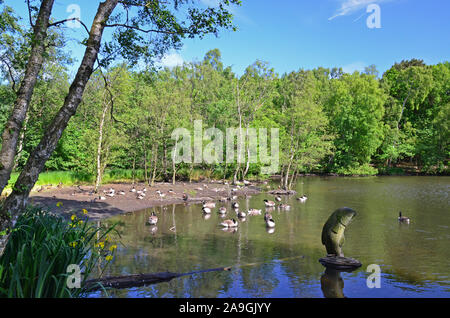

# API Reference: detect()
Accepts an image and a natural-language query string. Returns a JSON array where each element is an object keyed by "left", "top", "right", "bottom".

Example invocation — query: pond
[{"left": 88, "top": 176, "right": 450, "bottom": 298}]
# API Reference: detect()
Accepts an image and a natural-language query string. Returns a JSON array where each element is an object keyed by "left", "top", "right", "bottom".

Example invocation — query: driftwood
[
  {"left": 84, "top": 266, "right": 231, "bottom": 291},
  {"left": 267, "top": 189, "right": 297, "bottom": 195}
]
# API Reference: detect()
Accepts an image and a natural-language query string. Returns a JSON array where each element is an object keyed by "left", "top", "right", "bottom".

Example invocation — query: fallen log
[{"left": 84, "top": 266, "right": 231, "bottom": 291}]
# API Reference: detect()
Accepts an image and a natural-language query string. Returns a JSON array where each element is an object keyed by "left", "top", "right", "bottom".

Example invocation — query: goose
[
  {"left": 231, "top": 202, "right": 239, "bottom": 209},
  {"left": 99, "top": 196, "right": 106, "bottom": 200},
  {"left": 264, "top": 199, "right": 276, "bottom": 207},
  {"left": 275, "top": 196, "right": 282, "bottom": 202},
  {"left": 218, "top": 207, "right": 227, "bottom": 214},
  {"left": 218, "top": 197, "right": 228, "bottom": 202},
  {"left": 398, "top": 211, "right": 410, "bottom": 223},
  {"left": 168, "top": 189, "right": 175, "bottom": 194},
  {"left": 130, "top": 187, "right": 136, "bottom": 193},
  {"left": 236, "top": 210, "right": 246, "bottom": 218},
  {"left": 221, "top": 219, "right": 238, "bottom": 228},
  {"left": 264, "top": 212, "right": 272, "bottom": 221},
  {"left": 118, "top": 191, "right": 125, "bottom": 195},
  {"left": 137, "top": 194, "right": 145, "bottom": 200},
  {"left": 202, "top": 207, "right": 212, "bottom": 214},
  {"left": 148, "top": 212, "right": 158, "bottom": 225},
  {"left": 202, "top": 201, "right": 216, "bottom": 209},
  {"left": 265, "top": 217, "right": 275, "bottom": 228},
  {"left": 106, "top": 192, "right": 115, "bottom": 197},
  {"left": 297, "top": 195, "right": 307, "bottom": 202},
  {"left": 248, "top": 209, "right": 262, "bottom": 216},
  {"left": 279, "top": 204, "right": 290, "bottom": 210}
]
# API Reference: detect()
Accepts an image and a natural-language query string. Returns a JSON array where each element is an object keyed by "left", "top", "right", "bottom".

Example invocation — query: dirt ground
[{"left": 28, "top": 181, "right": 266, "bottom": 220}]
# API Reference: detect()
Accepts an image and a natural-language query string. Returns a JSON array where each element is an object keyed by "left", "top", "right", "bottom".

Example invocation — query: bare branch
[{"left": 48, "top": 18, "right": 90, "bottom": 35}]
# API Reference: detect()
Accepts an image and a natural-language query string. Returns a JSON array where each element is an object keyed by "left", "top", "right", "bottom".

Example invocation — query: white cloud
[
  {"left": 158, "top": 51, "right": 184, "bottom": 68},
  {"left": 342, "top": 61, "right": 367, "bottom": 73},
  {"left": 328, "top": 0, "right": 390, "bottom": 20}
]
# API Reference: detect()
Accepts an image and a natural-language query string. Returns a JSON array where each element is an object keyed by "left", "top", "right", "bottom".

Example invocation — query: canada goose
[
  {"left": 264, "top": 212, "right": 272, "bottom": 221},
  {"left": 265, "top": 217, "right": 275, "bottom": 228},
  {"left": 236, "top": 210, "right": 246, "bottom": 218},
  {"left": 130, "top": 187, "right": 136, "bottom": 193},
  {"left": 148, "top": 212, "right": 158, "bottom": 225},
  {"left": 297, "top": 195, "right": 307, "bottom": 202},
  {"left": 248, "top": 209, "right": 262, "bottom": 216},
  {"left": 398, "top": 211, "right": 410, "bottom": 223},
  {"left": 137, "top": 195, "right": 145, "bottom": 200},
  {"left": 202, "top": 201, "right": 216, "bottom": 209},
  {"left": 142, "top": 187, "right": 147, "bottom": 192},
  {"left": 221, "top": 219, "right": 238, "bottom": 228},
  {"left": 264, "top": 199, "right": 276, "bottom": 207},
  {"left": 118, "top": 191, "right": 125, "bottom": 195},
  {"left": 106, "top": 192, "right": 115, "bottom": 197},
  {"left": 232, "top": 202, "right": 239, "bottom": 209},
  {"left": 168, "top": 189, "right": 175, "bottom": 194},
  {"left": 219, "top": 197, "right": 228, "bottom": 202},
  {"left": 275, "top": 196, "right": 282, "bottom": 202},
  {"left": 218, "top": 207, "right": 227, "bottom": 214},
  {"left": 99, "top": 196, "right": 106, "bottom": 200},
  {"left": 279, "top": 204, "right": 290, "bottom": 210},
  {"left": 202, "top": 207, "right": 212, "bottom": 214}
]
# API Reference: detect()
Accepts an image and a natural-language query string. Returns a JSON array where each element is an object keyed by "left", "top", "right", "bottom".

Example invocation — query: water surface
[{"left": 90, "top": 176, "right": 450, "bottom": 298}]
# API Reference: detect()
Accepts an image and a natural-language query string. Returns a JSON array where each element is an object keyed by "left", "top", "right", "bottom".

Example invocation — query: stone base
[{"left": 319, "top": 256, "right": 362, "bottom": 271}]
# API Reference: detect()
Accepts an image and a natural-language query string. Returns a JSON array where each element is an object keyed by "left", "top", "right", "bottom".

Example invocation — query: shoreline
[{"left": 28, "top": 181, "right": 265, "bottom": 221}]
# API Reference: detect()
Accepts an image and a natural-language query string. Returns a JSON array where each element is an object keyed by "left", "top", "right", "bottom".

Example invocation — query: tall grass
[{"left": 0, "top": 206, "right": 117, "bottom": 297}]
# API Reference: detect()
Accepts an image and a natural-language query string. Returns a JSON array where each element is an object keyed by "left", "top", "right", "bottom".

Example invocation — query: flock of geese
[
  {"left": 95, "top": 184, "right": 411, "bottom": 229},
  {"left": 145, "top": 192, "right": 310, "bottom": 231}
]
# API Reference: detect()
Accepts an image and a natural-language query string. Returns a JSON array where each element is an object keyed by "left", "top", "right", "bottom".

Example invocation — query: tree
[{"left": 0, "top": 0, "right": 241, "bottom": 250}]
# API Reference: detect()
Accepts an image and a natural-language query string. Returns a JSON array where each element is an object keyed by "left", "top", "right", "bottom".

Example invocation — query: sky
[{"left": 5, "top": 0, "right": 450, "bottom": 77}]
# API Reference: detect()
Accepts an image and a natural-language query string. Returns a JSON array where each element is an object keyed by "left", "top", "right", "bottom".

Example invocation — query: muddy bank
[{"left": 28, "top": 181, "right": 265, "bottom": 220}]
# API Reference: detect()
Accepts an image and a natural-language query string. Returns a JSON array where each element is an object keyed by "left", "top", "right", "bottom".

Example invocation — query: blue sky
[{"left": 6, "top": 0, "right": 450, "bottom": 77}]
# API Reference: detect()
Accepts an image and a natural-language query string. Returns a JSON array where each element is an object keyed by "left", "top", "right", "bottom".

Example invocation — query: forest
[{"left": 1, "top": 47, "right": 448, "bottom": 190}]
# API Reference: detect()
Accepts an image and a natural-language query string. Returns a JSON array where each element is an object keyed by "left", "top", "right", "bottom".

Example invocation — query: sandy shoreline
[{"left": 28, "top": 181, "right": 266, "bottom": 220}]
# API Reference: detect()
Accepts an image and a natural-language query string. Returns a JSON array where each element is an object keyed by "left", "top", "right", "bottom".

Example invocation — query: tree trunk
[
  {"left": 94, "top": 98, "right": 110, "bottom": 193},
  {"left": 233, "top": 81, "right": 242, "bottom": 185},
  {"left": 151, "top": 144, "right": 159, "bottom": 187},
  {"left": 12, "top": 112, "right": 30, "bottom": 171},
  {"left": 0, "top": 0, "right": 55, "bottom": 195},
  {"left": 0, "top": 0, "right": 119, "bottom": 250}
]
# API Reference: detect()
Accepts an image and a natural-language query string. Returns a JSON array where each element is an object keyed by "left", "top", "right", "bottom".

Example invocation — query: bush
[{"left": 0, "top": 206, "right": 117, "bottom": 298}]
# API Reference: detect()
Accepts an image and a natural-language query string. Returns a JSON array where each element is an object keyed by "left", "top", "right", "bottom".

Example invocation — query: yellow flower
[
  {"left": 109, "top": 244, "right": 117, "bottom": 252},
  {"left": 96, "top": 241, "right": 105, "bottom": 249},
  {"left": 82, "top": 209, "right": 88, "bottom": 215},
  {"left": 105, "top": 255, "right": 113, "bottom": 262},
  {"left": 78, "top": 220, "right": 84, "bottom": 225},
  {"left": 56, "top": 202, "right": 63, "bottom": 207},
  {"left": 69, "top": 241, "right": 77, "bottom": 248},
  {"left": 71, "top": 214, "right": 77, "bottom": 221}
]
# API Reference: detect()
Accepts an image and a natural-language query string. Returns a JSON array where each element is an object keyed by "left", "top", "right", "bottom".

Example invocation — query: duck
[
  {"left": 182, "top": 193, "right": 189, "bottom": 201},
  {"left": 398, "top": 211, "right": 410, "bottom": 224},
  {"left": 218, "top": 207, "right": 227, "bottom": 214},
  {"left": 202, "top": 201, "right": 216, "bottom": 209},
  {"left": 231, "top": 202, "right": 239, "bottom": 209},
  {"left": 264, "top": 199, "right": 276, "bottom": 207},
  {"left": 248, "top": 209, "right": 262, "bottom": 216},
  {"left": 275, "top": 196, "right": 282, "bottom": 202},
  {"left": 148, "top": 212, "right": 158, "bottom": 225},
  {"left": 265, "top": 217, "right": 275, "bottom": 228},
  {"left": 279, "top": 204, "right": 290, "bottom": 210},
  {"left": 221, "top": 219, "right": 238, "bottom": 228},
  {"left": 297, "top": 195, "right": 307, "bottom": 202},
  {"left": 202, "top": 207, "right": 212, "bottom": 214}
]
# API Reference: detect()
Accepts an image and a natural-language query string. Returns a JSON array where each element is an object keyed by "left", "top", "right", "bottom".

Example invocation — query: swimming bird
[
  {"left": 279, "top": 204, "right": 290, "bottom": 210},
  {"left": 218, "top": 207, "right": 227, "bottom": 214},
  {"left": 275, "top": 196, "right": 282, "bottom": 202},
  {"left": 202, "top": 207, "right": 212, "bottom": 214},
  {"left": 148, "top": 212, "right": 158, "bottom": 225},
  {"left": 264, "top": 199, "right": 276, "bottom": 207},
  {"left": 297, "top": 195, "right": 307, "bottom": 202},
  {"left": 264, "top": 212, "right": 272, "bottom": 221},
  {"left": 398, "top": 211, "right": 410, "bottom": 224},
  {"left": 221, "top": 219, "right": 238, "bottom": 228},
  {"left": 202, "top": 201, "right": 216, "bottom": 209},
  {"left": 265, "top": 217, "right": 275, "bottom": 228},
  {"left": 248, "top": 209, "right": 262, "bottom": 216},
  {"left": 236, "top": 210, "right": 246, "bottom": 218}
]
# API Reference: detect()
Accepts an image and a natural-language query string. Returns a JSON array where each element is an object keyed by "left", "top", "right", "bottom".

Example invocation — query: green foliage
[{"left": 0, "top": 206, "right": 117, "bottom": 297}]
